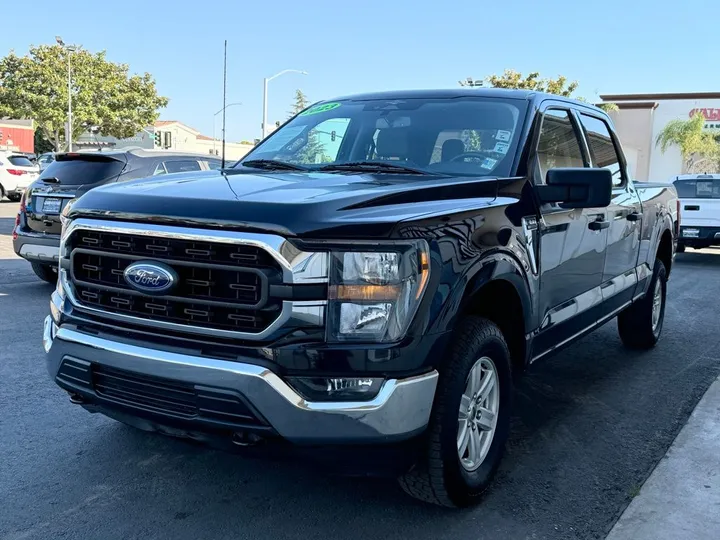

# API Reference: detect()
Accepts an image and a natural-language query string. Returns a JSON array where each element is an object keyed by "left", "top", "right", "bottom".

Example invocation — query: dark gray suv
[{"left": 13, "top": 149, "right": 222, "bottom": 282}]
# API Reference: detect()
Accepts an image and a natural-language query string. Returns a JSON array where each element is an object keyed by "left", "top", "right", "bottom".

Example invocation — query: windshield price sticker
[
  {"left": 481, "top": 157, "right": 498, "bottom": 170},
  {"left": 299, "top": 102, "right": 342, "bottom": 116},
  {"left": 493, "top": 141, "right": 510, "bottom": 154}
]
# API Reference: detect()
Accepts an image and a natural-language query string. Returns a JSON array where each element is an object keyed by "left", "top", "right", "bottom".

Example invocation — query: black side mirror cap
[{"left": 536, "top": 168, "right": 612, "bottom": 208}]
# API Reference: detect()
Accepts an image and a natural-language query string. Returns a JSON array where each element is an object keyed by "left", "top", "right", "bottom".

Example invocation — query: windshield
[
  {"left": 7, "top": 155, "right": 34, "bottom": 167},
  {"left": 237, "top": 96, "right": 526, "bottom": 177}
]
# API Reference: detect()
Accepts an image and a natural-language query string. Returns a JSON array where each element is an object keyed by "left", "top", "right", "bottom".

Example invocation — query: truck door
[
  {"left": 531, "top": 107, "right": 609, "bottom": 359},
  {"left": 576, "top": 113, "right": 641, "bottom": 315}
]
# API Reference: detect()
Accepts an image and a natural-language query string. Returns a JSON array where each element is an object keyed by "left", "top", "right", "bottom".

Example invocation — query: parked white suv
[
  {"left": 673, "top": 174, "right": 720, "bottom": 252},
  {"left": 0, "top": 151, "right": 39, "bottom": 201}
]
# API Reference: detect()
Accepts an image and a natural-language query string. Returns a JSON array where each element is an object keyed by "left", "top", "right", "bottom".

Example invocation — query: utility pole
[{"left": 56, "top": 36, "right": 77, "bottom": 151}]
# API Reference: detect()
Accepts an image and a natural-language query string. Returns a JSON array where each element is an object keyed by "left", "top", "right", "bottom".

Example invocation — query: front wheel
[
  {"left": 617, "top": 259, "right": 667, "bottom": 349},
  {"left": 399, "top": 317, "right": 512, "bottom": 507},
  {"left": 7, "top": 194, "right": 21, "bottom": 202}
]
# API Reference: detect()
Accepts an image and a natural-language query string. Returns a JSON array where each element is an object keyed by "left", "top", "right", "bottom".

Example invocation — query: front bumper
[
  {"left": 13, "top": 228, "right": 60, "bottom": 264},
  {"left": 43, "top": 316, "right": 438, "bottom": 444}
]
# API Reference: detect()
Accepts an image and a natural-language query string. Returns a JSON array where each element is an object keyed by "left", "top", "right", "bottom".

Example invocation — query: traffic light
[{"left": 154, "top": 131, "right": 161, "bottom": 147}]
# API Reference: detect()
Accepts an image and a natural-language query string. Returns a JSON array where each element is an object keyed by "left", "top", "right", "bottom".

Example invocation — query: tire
[
  {"left": 399, "top": 317, "right": 512, "bottom": 507},
  {"left": 8, "top": 194, "right": 21, "bottom": 202},
  {"left": 31, "top": 262, "right": 57, "bottom": 284},
  {"left": 617, "top": 259, "right": 667, "bottom": 349}
]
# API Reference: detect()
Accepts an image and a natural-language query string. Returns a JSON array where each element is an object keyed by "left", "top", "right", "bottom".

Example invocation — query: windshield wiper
[
  {"left": 240, "top": 159, "right": 309, "bottom": 171},
  {"left": 318, "top": 161, "right": 435, "bottom": 175}
]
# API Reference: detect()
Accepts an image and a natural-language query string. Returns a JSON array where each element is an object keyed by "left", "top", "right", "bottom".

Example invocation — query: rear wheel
[
  {"left": 31, "top": 262, "right": 57, "bottom": 284},
  {"left": 617, "top": 259, "right": 667, "bottom": 349},
  {"left": 8, "top": 194, "right": 21, "bottom": 202},
  {"left": 399, "top": 317, "right": 512, "bottom": 507}
]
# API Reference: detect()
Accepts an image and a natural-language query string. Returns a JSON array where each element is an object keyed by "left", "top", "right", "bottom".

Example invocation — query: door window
[
  {"left": 579, "top": 114, "right": 624, "bottom": 187},
  {"left": 153, "top": 163, "right": 167, "bottom": 175},
  {"left": 536, "top": 110, "right": 585, "bottom": 179}
]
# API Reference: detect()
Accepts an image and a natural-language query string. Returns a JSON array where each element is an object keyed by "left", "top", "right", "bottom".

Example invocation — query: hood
[{"left": 68, "top": 169, "right": 506, "bottom": 237}]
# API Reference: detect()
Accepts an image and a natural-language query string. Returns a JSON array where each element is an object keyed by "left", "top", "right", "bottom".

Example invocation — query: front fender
[{"left": 430, "top": 249, "right": 534, "bottom": 336}]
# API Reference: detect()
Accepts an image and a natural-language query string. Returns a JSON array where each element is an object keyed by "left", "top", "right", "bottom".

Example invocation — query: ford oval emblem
[{"left": 123, "top": 261, "right": 177, "bottom": 295}]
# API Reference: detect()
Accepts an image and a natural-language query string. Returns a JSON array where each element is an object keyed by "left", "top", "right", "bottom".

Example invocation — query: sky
[{"left": 2, "top": 0, "right": 718, "bottom": 143}]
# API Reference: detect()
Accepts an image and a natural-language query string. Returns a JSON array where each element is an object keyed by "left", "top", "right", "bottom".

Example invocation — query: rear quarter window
[{"left": 39, "top": 158, "right": 126, "bottom": 185}]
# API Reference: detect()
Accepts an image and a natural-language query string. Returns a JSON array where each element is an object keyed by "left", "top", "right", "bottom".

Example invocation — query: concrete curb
[{"left": 606, "top": 376, "right": 720, "bottom": 539}]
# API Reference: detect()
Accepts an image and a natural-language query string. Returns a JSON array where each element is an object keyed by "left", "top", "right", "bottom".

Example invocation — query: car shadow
[{"left": 675, "top": 247, "right": 720, "bottom": 267}]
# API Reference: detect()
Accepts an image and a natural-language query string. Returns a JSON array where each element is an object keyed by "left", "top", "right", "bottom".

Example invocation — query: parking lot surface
[{"left": 2, "top": 199, "right": 720, "bottom": 540}]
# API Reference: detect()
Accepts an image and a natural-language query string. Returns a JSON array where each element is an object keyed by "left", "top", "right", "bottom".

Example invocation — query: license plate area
[
  {"left": 683, "top": 228, "right": 700, "bottom": 238},
  {"left": 42, "top": 198, "right": 62, "bottom": 214}
]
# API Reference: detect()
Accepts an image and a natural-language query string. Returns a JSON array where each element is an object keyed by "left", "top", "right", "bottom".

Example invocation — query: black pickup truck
[{"left": 44, "top": 89, "right": 678, "bottom": 507}]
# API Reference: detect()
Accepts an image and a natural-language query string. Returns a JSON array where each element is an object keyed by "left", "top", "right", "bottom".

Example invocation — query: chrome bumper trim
[{"left": 44, "top": 322, "right": 438, "bottom": 443}]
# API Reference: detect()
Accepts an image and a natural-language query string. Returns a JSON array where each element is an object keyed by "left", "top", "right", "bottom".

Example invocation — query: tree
[
  {"left": 484, "top": 69, "right": 579, "bottom": 96},
  {"left": 656, "top": 112, "right": 720, "bottom": 173},
  {"left": 0, "top": 45, "right": 168, "bottom": 151},
  {"left": 34, "top": 129, "right": 54, "bottom": 154},
  {"left": 288, "top": 89, "right": 310, "bottom": 118},
  {"left": 286, "top": 89, "right": 329, "bottom": 164},
  {"left": 460, "top": 69, "right": 619, "bottom": 111}
]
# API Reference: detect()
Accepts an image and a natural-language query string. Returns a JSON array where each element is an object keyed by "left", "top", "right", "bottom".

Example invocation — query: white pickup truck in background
[{"left": 673, "top": 174, "right": 720, "bottom": 252}]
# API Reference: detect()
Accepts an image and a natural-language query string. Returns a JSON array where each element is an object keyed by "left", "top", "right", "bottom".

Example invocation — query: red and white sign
[{"left": 689, "top": 108, "right": 720, "bottom": 121}]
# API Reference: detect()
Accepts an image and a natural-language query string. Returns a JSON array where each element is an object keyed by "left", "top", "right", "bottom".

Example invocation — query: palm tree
[{"left": 656, "top": 112, "right": 720, "bottom": 173}]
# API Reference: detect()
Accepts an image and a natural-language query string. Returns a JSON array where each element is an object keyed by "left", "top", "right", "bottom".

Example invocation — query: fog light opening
[
  {"left": 68, "top": 392, "right": 84, "bottom": 404},
  {"left": 232, "top": 431, "right": 263, "bottom": 447},
  {"left": 287, "top": 376, "right": 385, "bottom": 402}
]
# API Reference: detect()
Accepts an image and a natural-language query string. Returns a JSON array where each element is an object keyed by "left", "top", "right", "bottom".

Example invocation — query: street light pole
[
  {"left": 261, "top": 69, "right": 307, "bottom": 139},
  {"left": 213, "top": 102, "right": 242, "bottom": 155},
  {"left": 56, "top": 36, "right": 76, "bottom": 152}
]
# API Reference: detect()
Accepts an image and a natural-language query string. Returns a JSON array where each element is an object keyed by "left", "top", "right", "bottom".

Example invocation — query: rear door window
[
  {"left": 674, "top": 178, "right": 720, "bottom": 198},
  {"left": 7, "top": 155, "right": 34, "bottom": 167},
  {"left": 38, "top": 157, "right": 126, "bottom": 185},
  {"left": 579, "top": 114, "right": 624, "bottom": 187},
  {"left": 164, "top": 160, "right": 202, "bottom": 173}
]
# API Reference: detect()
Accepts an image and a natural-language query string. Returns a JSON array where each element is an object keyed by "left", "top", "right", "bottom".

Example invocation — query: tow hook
[{"left": 68, "top": 392, "right": 84, "bottom": 404}]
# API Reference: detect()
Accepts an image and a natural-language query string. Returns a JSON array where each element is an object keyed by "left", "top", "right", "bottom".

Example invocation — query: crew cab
[
  {"left": 673, "top": 173, "right": 720, "bottom": 251},
  {"left": 44, "top": 89, "right": 678, "bottom": 507}
]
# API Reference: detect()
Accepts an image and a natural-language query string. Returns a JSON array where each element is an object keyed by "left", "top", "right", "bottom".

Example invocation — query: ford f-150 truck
[{"left": 44, "top": 89, "right": 678, "bottom": 507}]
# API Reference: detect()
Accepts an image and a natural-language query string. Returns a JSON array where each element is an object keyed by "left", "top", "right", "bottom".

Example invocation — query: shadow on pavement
[{"left": 0, "top": 217, "right": 17, "bottom": 237}]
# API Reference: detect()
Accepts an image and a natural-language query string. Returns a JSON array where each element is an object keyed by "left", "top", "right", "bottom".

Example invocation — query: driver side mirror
[{"left": 536, "top": 168, "right": 612, "bottom": 208}]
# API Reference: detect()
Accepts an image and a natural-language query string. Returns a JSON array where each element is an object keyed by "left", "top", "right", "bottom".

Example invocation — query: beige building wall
[{"left": 607, "top": 105, "right": 655, "bottom": 181}]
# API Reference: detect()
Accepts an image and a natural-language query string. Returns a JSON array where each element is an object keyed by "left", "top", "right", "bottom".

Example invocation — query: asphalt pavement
[{"left": 2, "top": 199, "right": 720, "bottom": 540}]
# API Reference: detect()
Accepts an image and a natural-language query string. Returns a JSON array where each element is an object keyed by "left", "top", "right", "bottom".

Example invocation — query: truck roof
[{"left": 326, "top": 88, "right": 598, "bottom": 109}]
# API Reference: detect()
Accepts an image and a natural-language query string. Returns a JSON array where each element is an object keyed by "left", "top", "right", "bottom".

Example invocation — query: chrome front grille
[{"left": 60, "top": 220, "right": 329, "bottom": 340}]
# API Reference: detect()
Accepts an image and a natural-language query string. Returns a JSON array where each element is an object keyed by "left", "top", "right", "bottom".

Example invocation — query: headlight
[
  {"left": 60, "top": 198, "right": 77, "bottom": 230},
  {"left": 326, "top": 241, "right": 430, "bottom": 343}
]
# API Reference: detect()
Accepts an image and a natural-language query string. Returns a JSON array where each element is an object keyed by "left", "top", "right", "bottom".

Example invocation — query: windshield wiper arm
[
  {"left": 241, "top": 159, "right": 309, "bottom": 171},
  {"left": 318, "top": 161, "right": 435, "bottom": 175}
]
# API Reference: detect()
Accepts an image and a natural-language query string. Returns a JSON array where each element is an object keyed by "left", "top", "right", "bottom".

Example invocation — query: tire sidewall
[
  {"left": 651, "top": 262, "right": 667, "bottom": 340},
  {"left": 439, "top": 327, "right": 512, "bottom": 505}
]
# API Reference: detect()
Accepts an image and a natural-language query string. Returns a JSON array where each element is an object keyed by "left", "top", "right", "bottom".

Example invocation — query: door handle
[
  {"left": 588, "top": 219, "right": 610, "bottom": 231},
  {"left": 626, "top": 211, "right": 640, "bottom": 221}
]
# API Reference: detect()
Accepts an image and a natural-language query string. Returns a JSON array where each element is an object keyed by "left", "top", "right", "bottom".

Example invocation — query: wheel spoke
[
  {"left": 477, "top": 408, "right": 495, "bottom": 431},
  {"left": 477, "top": 370, "right": 495, "bottom": 402},
  {"left": 468, "top": 429, "right": 480, "bottom": 463},
  {"left": 460, "top": 394, "right": 472, "bottom": 411},
  {"left": 469, "top": 364, "right": 482, "bottom": 395},
  {"left": 457, "top": 422, "right": 470, "bottom": 455}
]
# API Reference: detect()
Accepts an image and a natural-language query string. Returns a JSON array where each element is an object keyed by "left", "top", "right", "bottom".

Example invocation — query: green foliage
[
  {"left": 0, "top": 45, "right": 168, "bottom": 151},
  {"left": 656, "top": 112, "right": 720, "bottom": 170},
  {"left": 289, "top": 89, "right": 310, "bottom": 118},
  {"left": 34, "top": 129, "right": 54, "bottom": 154},
  {"left": 484, "top": 70, "right": 578, "bottom": 97},
  {"left": 598, "top": 102, "right": 619, "bottom": 112}
]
